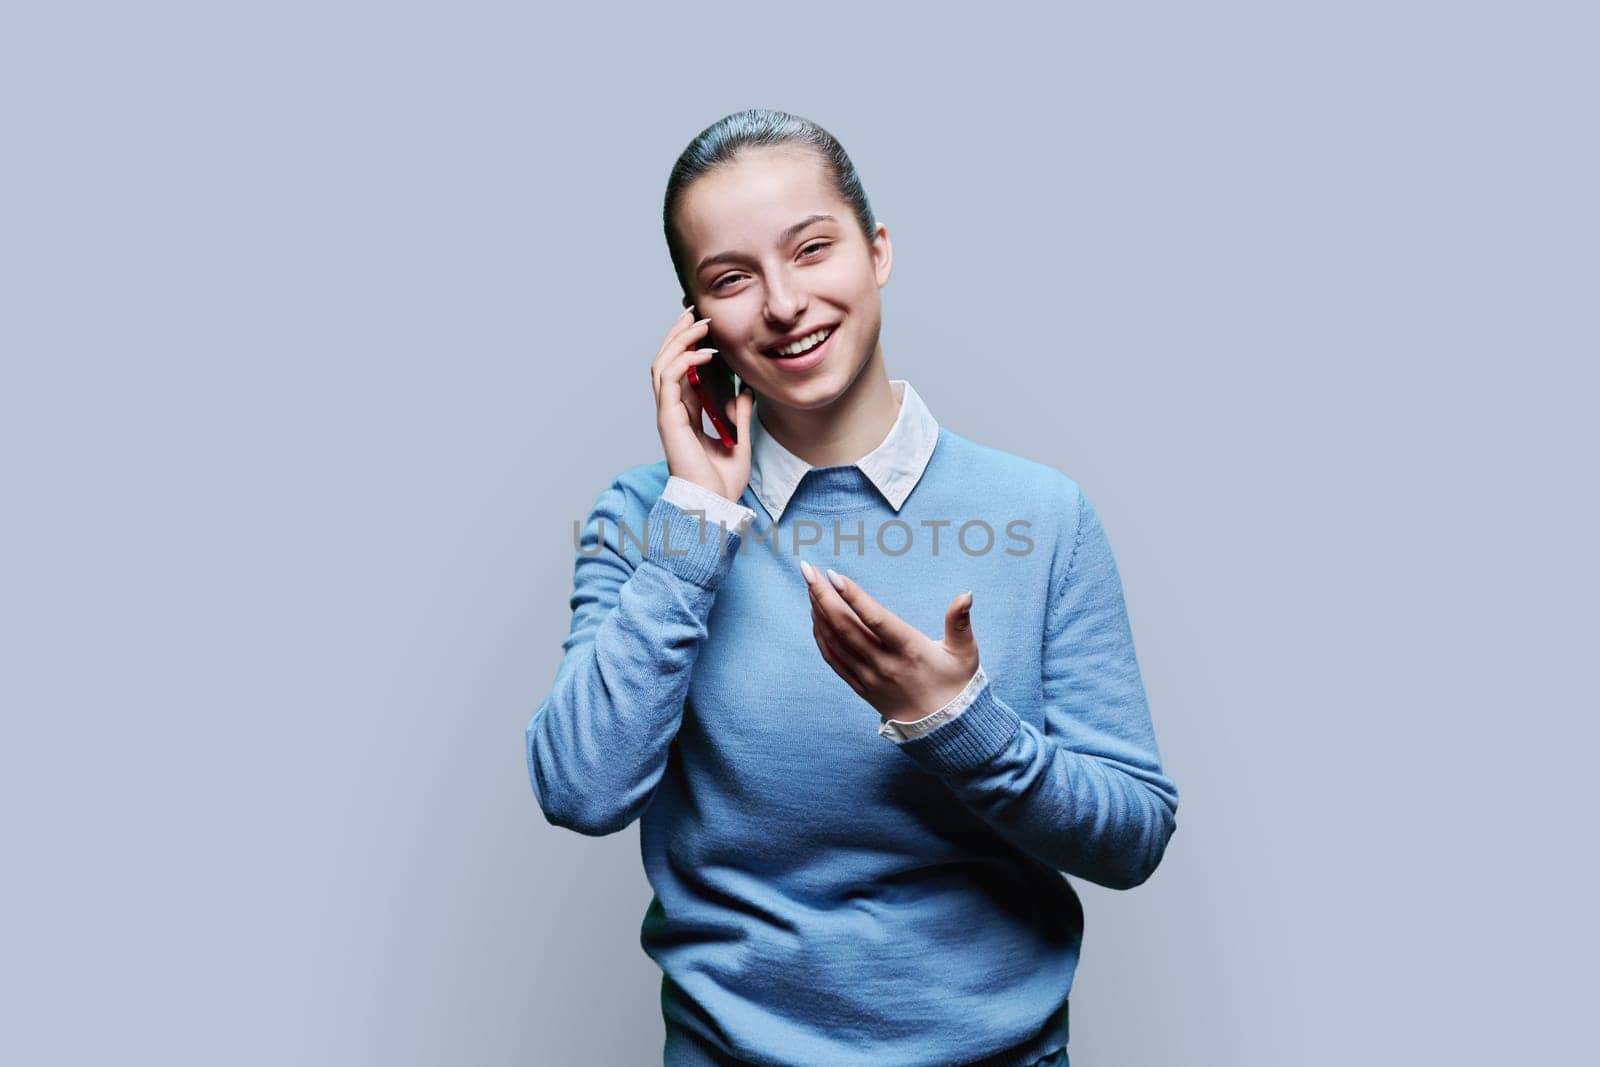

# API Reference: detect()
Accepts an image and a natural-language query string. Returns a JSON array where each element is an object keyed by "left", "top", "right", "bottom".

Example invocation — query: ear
[{"left": 871, "top": 223, "right": 893, "bottom": 288}]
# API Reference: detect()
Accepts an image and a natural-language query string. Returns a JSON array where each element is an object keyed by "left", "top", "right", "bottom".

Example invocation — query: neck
[{"left": 753, "top": 344, "right": 900, "bottom": 467}]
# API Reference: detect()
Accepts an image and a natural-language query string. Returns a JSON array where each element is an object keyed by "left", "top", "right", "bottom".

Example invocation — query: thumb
[
  {"left": 730, "top": 390, "right": 754, "bottom": 443},
  {"left": 944, "top": 591, "right": 976, "bottom": 647}
]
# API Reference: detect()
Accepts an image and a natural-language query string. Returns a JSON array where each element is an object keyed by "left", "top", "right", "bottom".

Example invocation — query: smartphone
[{"left": 684, "top": 313, "right": 741, "bottom": 447}]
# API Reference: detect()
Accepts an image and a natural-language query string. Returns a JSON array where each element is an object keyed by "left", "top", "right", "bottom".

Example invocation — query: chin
[{"left": 764, "top": 359, "right": 857, "bottom": 406}]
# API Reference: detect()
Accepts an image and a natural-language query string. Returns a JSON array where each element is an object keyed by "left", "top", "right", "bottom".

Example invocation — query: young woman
[{"left": 526, "top": 109, "right": 1179, "bottom": 1067}]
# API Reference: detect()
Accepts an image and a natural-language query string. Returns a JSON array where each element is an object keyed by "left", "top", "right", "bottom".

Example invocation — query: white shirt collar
[{"left": 747, "top": 378, "right": 940, "bottom": 523}]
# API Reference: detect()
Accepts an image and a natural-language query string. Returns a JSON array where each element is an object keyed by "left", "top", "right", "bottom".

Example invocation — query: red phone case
[{"left": 687, "top": 364, "right": 738, "bottom": 449}]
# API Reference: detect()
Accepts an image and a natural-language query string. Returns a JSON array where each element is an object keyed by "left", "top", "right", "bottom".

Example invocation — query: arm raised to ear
[{"left": 525, "top": 476, "right": 753, "bottom": 837}]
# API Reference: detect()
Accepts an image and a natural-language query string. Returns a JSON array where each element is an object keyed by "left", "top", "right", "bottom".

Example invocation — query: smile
[{"left": 763, "top": 325, "right": 837, "bottom": 371}]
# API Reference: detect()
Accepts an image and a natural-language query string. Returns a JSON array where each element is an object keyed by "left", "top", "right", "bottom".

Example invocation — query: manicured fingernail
[
  {"left": 827, "top": 568, "right": 846, "bottom": 591},
  {"left": 799, "top": 559, "right": 815, "bottom": 582},
  {"left": 695, "top": 317, "right": 711, "bottom": 325}
]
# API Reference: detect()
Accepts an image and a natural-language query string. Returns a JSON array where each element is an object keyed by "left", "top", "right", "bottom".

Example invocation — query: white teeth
[{"left": 773, "top": 327, "right": 833, "bottom": 357}]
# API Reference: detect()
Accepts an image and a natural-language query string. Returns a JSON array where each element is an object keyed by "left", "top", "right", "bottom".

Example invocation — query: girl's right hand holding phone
[{"left": 651, "top": 307, "right": 754, "bottom": 504}]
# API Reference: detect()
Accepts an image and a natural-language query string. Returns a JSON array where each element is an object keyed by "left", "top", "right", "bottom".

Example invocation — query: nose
[{"left": 762, "top": 266, "right": 808, "bottom": 325}]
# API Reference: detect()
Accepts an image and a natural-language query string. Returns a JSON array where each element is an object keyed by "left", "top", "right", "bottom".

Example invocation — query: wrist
[
  {"left": 882, "top": 664, "right": 988, "bottom": 726},
  {"left": 662, "top": 475, "right": 756, "bottom": 534}
]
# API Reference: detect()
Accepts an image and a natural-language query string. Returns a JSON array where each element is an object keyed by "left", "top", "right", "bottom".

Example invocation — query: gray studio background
[{"left": 5, "top": 2, "right": 1594, "bottom": 1065}]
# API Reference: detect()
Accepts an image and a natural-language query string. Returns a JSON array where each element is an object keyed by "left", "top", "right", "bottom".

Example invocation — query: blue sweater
[{"left": 526, "top": 415, "right": 1179, "bottom": 1066}]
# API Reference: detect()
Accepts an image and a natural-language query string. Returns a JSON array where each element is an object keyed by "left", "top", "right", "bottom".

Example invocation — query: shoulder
[
  {"left": 926, "top": 427, "right": 1094, "bottom": 578},
  {"left": 568, "top": 460, "right": 672, "bottom": 567},
  {"left": 931, "top": 425, "right": 1087, "bottom": 520},
  {"left": 574, "top": 459, "right": 670, "bottom": 535},
  {"left": 602, "top": 458, "right": 671, "bottom": 514}
]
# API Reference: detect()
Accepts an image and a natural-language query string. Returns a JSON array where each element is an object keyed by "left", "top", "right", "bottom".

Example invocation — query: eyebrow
[{"left": 695, "top": 213, "right": 839, "bottom": 276}]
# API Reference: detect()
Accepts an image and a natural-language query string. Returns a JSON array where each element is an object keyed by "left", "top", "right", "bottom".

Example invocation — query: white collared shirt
[{"left": 658, "top": 379, "right": 985, "bottom": 744}]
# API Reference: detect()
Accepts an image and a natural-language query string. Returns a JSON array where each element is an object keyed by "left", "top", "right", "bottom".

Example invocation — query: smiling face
[{"left": 674, "top": 146, "right": 892, "bottom": 412}]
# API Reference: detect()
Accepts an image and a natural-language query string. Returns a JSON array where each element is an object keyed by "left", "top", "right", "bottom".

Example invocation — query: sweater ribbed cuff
[
  {"left": 662, "top": 475, "right": 756, "bottom": 536},
  {"left": 644, "top": 493, "right": 742, "bottom": 590},
  {"left": 892, "top": 680, "right": 1021, "bottom": 776}
]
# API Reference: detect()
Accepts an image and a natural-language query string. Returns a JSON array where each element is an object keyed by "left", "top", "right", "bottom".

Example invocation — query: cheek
[
  {"left": 703, "top": 302, "right": 755, "bottom": 342},
  {"left": 825, "top": 261, "right": 881, "bottom": 306}
]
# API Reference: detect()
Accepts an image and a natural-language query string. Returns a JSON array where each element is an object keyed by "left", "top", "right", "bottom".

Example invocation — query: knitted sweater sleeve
[
  {"left": 890, "top": 487, "right": 1180, "bottom": 890},
  {"left": 524, "top": 478, "right": 748, "bottom": 836}
]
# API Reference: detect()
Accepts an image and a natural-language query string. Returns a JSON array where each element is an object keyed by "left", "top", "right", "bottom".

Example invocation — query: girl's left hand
[{"left": 801, "top": 560, "right": 979, "bottom": 724}]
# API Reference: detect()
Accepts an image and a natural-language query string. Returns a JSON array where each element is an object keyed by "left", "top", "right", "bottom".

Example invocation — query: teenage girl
[{"left": 528, "top": 108, "right": 1179, "bottom": 1067}]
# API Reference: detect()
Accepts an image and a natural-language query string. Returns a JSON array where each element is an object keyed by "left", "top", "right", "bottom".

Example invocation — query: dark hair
[{"left": 663, "top": 108, "right": 877, "bottom": 298}]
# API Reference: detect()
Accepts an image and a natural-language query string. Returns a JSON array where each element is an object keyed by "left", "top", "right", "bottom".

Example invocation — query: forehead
[{"left": 677, "top": 148, "right": 847, "bottom": 253}]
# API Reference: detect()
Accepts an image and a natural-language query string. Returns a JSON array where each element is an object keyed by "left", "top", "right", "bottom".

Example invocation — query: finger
[
  {"left": 655, "top": 310, "right": 707, "bottom": 360},
  {"left": 822, "top": 570, "right": 914, "bottom": 652},
  {"left": 944, "top": 592, "right": 975, "bottom": 638},
  {"left": 727, "top": 389, "right": 755, "bottom": 459},
  {"left": 806, "top": 566, "right": 891, "bottom": 663},
  {"left": 653, "top": 330, "right": 698, "bottom": 395},
  {"left": 650, "top": 316, "right": 711, "bottom": 395},
  {"left": 811, "top": 596, "right": 876, "bottom": 677},
  {"left": 805, "top": 562, "right": 881, "bottom": 642},
  {"left": 657, "top": 346, "right": 718, "bottom": 411},
  {"left": 653, "top": 315, "right": 713, "bottom": 370},
  {"left": 680, "top": 382, "right": 705, "bottom": 437},
  {"left": 813, "top": 616, "right": 868, "bottom": 698}
]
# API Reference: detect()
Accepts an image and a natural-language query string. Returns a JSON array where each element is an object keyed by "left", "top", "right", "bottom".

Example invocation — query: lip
[{"left": 762, "top": 324, "right": 837, "bottom": 372}]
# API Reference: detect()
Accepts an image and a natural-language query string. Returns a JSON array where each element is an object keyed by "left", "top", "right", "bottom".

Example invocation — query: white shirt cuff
[
  {"left": 878, "top": 664, "right": 987, "bottom": 743},
  {"left": 661, "top": 475, "right": 757, "bottom": 536}
]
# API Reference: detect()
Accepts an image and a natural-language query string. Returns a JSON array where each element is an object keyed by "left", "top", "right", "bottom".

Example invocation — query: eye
[{"left": 709, "top": 243, "right": 826, "bottom": 291}]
